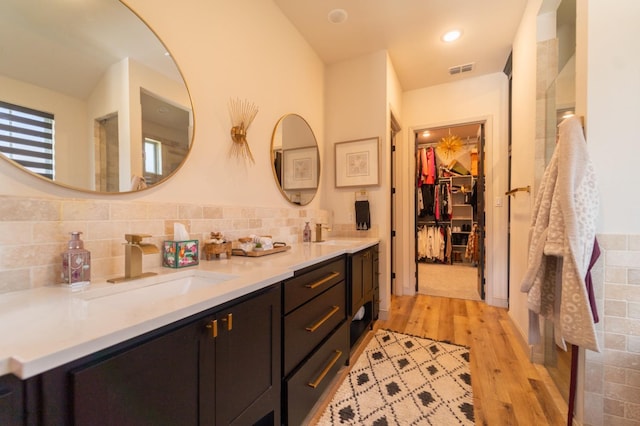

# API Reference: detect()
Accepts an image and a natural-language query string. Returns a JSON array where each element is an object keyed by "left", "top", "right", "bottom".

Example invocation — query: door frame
[
  {"left": 412, "top": 120, "right": 486, "bottom": 298},
  {"left": 395, "top": 114, "right": 509, "bottom": 308}
]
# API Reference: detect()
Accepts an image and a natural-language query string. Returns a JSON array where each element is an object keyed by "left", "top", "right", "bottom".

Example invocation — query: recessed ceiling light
[
  {"left": 442, "top": 30, "right": 462, "bottom": 43},
  {"left": 422, "top": 131, "right": 431, "bottom": 137},
  {"left": 328, "top": 9, "right": 348, "bottom": 24}
]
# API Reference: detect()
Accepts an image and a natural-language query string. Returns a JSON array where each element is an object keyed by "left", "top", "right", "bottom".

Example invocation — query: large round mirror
[
  {"left": 0, "top": 0, "right": 193, "bottom": 193},
  {"left": 271, "top": 114, "right": 320, "bottom": 206}
]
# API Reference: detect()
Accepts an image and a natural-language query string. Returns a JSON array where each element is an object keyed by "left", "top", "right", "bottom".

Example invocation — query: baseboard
[
  {"left": 378, "top": 308, "right": 389, "bottom": 321},
  {"left": 505, "top": 312, "right": 539, "bottom": 363}
]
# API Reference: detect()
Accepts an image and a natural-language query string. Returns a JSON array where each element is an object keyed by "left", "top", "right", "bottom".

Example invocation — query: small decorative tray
[{"left": 231, "top": 242, "right": 290, "bottom": 257}]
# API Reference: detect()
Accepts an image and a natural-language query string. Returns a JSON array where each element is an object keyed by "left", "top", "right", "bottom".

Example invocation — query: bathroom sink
[{"left": 76, "top": 272, "right": 237, "bottom": 301}]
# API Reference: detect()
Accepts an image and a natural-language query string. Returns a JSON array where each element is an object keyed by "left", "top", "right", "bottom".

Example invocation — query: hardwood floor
[{"left": 307, "top": 294, "right": 568, "bottom": 425}]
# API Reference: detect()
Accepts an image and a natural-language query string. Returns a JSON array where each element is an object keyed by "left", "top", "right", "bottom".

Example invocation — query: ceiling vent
[{"left": 448, "top": 63, "right": 475, "bottom": 75}]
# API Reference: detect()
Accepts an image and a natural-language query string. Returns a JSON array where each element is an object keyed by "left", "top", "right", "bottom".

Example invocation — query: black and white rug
[{"left": 317, "top": 330, "right": 474, "bottom": 425}]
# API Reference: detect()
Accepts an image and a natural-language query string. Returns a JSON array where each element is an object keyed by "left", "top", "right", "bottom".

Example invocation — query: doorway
[
  {"left": 414, "top": 121, "right": 485, "bottom": 301},
  {"left": 95, "top": 113, "right": 119, "bottom": 192}
]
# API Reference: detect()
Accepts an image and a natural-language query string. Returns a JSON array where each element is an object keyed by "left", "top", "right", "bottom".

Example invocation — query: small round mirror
[{"left": 270, "top": 114, "right": 320, "bottom": 205}]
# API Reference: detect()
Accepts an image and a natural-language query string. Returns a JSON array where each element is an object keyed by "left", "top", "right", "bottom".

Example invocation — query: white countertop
[{"left": 0, "top": 238, "right": 379, "bottom": 379}]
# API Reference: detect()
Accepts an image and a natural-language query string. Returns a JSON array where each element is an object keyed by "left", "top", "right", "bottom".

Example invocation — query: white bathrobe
[{"left": 520, "top": 116, "right": 600, "bottom": 352}]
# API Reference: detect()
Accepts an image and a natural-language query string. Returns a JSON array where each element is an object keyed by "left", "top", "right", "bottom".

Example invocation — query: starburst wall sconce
[{"left": 228, "top": 98, "right": 258, "bottom": 163}]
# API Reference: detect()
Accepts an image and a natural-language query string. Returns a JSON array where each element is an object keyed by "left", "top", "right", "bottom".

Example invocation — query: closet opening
[{"left": 414, "top": 121, "right": 486, "bottom": 300}]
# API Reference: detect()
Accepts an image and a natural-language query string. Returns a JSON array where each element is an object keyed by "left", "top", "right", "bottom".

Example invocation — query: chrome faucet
[
  {"left": 315, "top": 223, "right": 331, "bottom": 243},
  {"left": 108, "top": 234, "right": 159, "bottom": 283}
]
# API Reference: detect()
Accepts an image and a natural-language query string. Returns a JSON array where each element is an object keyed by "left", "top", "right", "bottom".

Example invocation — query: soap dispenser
[
  {"left": 61, "top": 231, "right": 91, "bottom": 286},
  {"left": 303, "top": 222, "right": 311, "bottom": 243}
]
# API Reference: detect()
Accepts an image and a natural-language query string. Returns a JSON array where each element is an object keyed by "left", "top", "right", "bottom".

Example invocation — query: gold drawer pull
[
  {"left": 308, "top": 350, "right": 342, "bottom": 389},
  {"left": 306, "top": 306, "right": 340, "bottom": 332},
  {"left": 221, "top": 313, "right": 232, "bottom": 331},
  {"left": 305, "top": 271, "right": 340, "bottom": 289},
  {"left": 205, "top": 319, "right": 218, "bottom": 338}
]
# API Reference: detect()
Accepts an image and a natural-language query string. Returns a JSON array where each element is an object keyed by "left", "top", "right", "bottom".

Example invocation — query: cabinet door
[
  {"left": 0, "top": 374, "right": 23, "bottom": 426},
  {"left": 362, "top": 248, "right": 374, "bottom": 295},
  {"left": 372, "top": 245, "right": 380, "bottom": 320},
  {"left": 72, "top": 323, "right": 199, "bottom": 426},
  {"left": 200, "top": 286, "right": 281, "bottom": 426},
  {"left": 350, "top": 251, "right": 364, "bottom": 315}
]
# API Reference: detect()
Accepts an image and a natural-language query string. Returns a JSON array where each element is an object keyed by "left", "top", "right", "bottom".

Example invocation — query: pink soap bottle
[{"left": 61, "top": 232, "right": 91, "bottom": 285}]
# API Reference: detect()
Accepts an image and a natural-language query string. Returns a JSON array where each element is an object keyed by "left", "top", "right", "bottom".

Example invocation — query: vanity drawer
[
  {"left": 284, "top": 256, "right": 345, "bottom": 314},
  {"left": 285, "top": 321, "right": 349, "bottom": 426},
  {"left": 284, "top": 280, "right": 346, "bottom": 376}
]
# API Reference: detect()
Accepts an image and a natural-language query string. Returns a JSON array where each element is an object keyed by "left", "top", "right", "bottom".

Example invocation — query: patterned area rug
[{"left": 317, "top": 330, "right": 474, "bottom": 425}]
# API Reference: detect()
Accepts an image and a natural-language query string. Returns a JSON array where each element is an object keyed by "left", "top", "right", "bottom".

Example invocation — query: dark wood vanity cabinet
[
  {"left": 24, "top": 284, "right": 281, "bottom": 426},
  {"left": 349, "top": 244, "right": 379, "bottom": 349},
  {"left": 0, "top": 374, "right": 24, "bottom": 426},
  {"left": 282, "top": 256, "right": 349, "bottom": 426},
  {"left": 72, "top": 322, "right": 199, "bottom": 425},
  {"left": 200, "top": 285, "right": 281, "bottom": 426}
]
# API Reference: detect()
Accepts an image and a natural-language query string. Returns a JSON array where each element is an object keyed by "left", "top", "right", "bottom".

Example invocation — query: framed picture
[
  {"left": 335, "top": 137, "right": 379, "bottom": 188},
  {"left": 283, "top": 147, "right": 318, "bottom": 190}
]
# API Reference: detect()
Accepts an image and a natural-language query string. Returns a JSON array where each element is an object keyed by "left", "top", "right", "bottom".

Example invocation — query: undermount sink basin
[{"left": 76, "top": 272, "right": 237, "bottom": 301}]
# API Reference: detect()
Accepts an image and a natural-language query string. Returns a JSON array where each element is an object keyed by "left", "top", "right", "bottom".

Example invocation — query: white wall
[
  {"left": 401, "top": 73, "right": 509, "bottom": 307},
  {"left": 584, "top": 0, "right": 640, "bottom": 234},
  {"left": 0, "top": 0, "right": 325, "bottom": 210},
  {"left": 323, "top": 50, "right": 391, "bottom": 315}
]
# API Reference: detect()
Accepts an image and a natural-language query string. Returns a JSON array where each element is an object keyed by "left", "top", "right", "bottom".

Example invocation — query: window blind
[{"left": 0, "top": 100, "right": 54, "bottom": 179}]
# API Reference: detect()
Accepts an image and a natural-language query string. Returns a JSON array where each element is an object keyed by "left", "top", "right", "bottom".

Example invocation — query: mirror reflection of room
[
  {"left": 415, "top": 122, "right": 484, "bottom": 301},
  {"left": 271, "top": 114, "right": 320, "bottom": 206},
  {"left": 0, "top": 0, "right": 193, "bottom": 193}
]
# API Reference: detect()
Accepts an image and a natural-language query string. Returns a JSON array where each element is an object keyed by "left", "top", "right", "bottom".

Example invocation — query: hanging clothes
[
  {"left": 425, "top": 147, "right": 436, "bottom": 184},
  {"left": 416, "top": 146, "right": 438, "bottom": 218},
  {"left": 465, "top": 224, "right": 478, "bottom": 263},
  {"left": 417, "top": 225, "right": 448, "bottom": 262}
]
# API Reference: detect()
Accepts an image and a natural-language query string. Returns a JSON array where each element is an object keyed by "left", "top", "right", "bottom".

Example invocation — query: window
[
  {"left": 0, "top": 101, "right": 54, "bottom": 179},
  {"left": 144, "top": 138, "right": 162, "bottom": 175}
]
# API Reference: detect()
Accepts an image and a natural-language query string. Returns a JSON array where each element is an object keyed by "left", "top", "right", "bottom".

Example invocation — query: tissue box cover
[{"left": 163, "top": 240, "right": 199, "bottom": 268}]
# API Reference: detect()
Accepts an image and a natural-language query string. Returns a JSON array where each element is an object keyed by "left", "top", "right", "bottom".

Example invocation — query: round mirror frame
[
  {"left": 0, "top": 0, "right": 194, "bottom": 195},
  {"left": 270, "top": 114, "right": 320, "bottom": 206}
]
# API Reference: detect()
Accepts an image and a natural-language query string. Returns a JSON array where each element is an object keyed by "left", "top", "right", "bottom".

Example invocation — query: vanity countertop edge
[{"left": 0, "top": 238, "right": 379, "bottom": 379}]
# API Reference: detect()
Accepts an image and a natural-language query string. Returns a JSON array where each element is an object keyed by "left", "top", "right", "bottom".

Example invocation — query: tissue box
[{"left": 163, "top": 240, "right": 199, "bottom": 268}]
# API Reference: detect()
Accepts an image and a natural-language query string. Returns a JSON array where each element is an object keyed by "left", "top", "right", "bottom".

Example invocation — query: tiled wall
[
  {"left": 0, "top": 195, "right": 365, "bottom": 293},
  {"left": 584, "top": 234, "right": 640, "bottom": 426}
]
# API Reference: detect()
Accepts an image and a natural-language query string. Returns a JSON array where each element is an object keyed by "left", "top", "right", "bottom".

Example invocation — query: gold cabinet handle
[
  {"left": 221, "top": 313, "right": 232, "bottom": 331},
  {"left": 205, "top": 319, "right": 218, "bottom": 338},
  {"left": 306, "top": 306, "right": 340, "bottom": 332},
  {"left": 305, "top": 271, "right": 340, "bottom": 289},
  {"left": 307, "top": 350, "right": 342, "bottom": 389}
]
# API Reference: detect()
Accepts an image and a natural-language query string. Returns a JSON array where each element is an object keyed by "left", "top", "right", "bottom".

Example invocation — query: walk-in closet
[{"left": 415, "top": 122, "right": 485, "bottom": 300}]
